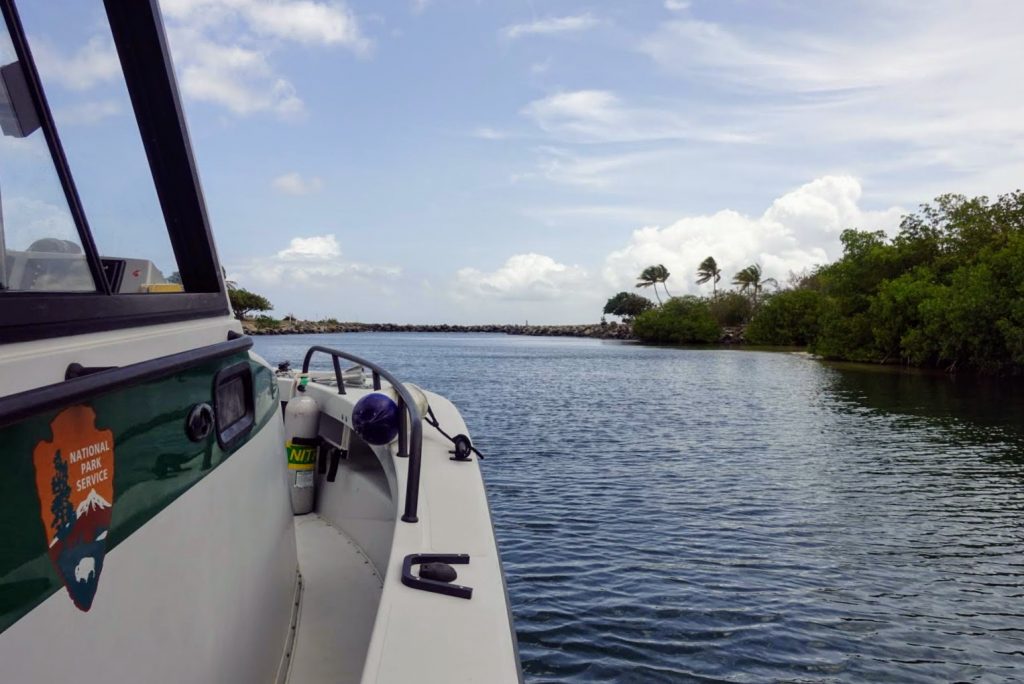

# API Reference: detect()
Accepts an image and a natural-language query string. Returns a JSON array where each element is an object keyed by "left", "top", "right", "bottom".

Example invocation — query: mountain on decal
[
  {"left": 76, "top": 489, "right": 111, "bottom": 518},
  {"left": 32, "top": 406, "right": 116, "bottom": 613}
]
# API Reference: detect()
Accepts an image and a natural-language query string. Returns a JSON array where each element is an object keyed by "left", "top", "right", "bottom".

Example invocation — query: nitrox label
[{"left": 286, "top": 439, "right": 317, "bottom": 470}]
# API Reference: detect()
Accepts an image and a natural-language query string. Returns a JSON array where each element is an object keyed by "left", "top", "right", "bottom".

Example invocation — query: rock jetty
[
  {"left": 241, "top": 319, "right": 636, "bottom": 340},
  {"left": 240, "top": 319, "right": 749, "bottom": 344}
]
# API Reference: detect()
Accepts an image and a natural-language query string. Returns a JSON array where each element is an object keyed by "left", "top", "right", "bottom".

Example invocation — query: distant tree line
[
  {"left": 603, "top": 191, "right": 1024, "bottom": 374},
  {"left": 603, "top": 256, "right": 775, "bottom": 344},
  {"left": 167, "top": 269, "right": 273, "bottom": 322}
]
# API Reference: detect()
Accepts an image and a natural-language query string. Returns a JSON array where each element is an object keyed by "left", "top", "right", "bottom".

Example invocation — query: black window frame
[{"left": 0, "top": 0, "right": 229, "bottom": 344}]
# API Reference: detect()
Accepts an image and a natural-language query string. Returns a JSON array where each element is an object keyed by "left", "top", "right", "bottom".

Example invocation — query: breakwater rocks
[
  {"left": 720, "top": 326, "right": 745, "bottom": 344},
  {"left": 241, "top": 319, "right": 636, "bottom": 340},
  {"left": 241, "top": 319, "right": 749, "bottom": 343}
]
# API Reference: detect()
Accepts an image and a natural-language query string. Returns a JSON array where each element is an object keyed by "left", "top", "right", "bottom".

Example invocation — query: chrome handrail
[{"left": 301, "top": 345, "right": 423, "bottom": 523}]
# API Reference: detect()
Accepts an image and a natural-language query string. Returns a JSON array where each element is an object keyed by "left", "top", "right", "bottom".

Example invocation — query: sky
[{"left": 8, "top": 1, "right": 1024, "bottom": 322}]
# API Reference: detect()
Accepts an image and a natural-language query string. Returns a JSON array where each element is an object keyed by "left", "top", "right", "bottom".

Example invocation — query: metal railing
[{"left": 301, "top": 345, "right": 423, "bottom": 523}]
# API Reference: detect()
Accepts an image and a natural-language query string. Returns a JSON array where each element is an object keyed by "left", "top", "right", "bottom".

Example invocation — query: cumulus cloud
[
  {"left": 32, "top": 37, "right": 120, "bottom": 91},
  {"left": 172, "top": 33, "right": 303, "bottom": 117},
  {"left": 243, "top": 1, "right": 370, "bottom": 50},
  {"left": 502, "top": 14, "right": 600, "bottom": 40},
  {"left": 34, "top": 1, "right": 368, "bottom": 119},
  {"left": 162, "top": 0, "right": 369, "bottom": 48},
  {"left": 277, "top": 235, "right": 341, "bottom": 260},
  {"left": 233, "top": 234, "right": 400, "bottom": 288},
  {"left": 160, "top": 0, "right": 370, "bottom": 118},
  {"left": 272, "top": 172, "right": 324, "bottom": 195},
  {"left": 664, "top": 0, "right": 690, "bottom": 10},
  {"left": 456, "top": 253, "right": 588, "bottom": 301},
  {"left": 522, "top": 90, "right": 751, "bottom": 144},
  {"left": 602, "top": 176, "right": 904, "bottom": 295}
]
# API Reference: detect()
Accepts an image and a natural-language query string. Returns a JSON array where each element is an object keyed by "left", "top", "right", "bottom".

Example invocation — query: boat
[{"left": 0, "top": 2, "right": 521, "bottom": 682}]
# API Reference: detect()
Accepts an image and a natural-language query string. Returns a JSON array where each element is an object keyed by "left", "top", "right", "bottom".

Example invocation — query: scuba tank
[{"left": 285, "top": 379, "right": 320, "bottom": 515}]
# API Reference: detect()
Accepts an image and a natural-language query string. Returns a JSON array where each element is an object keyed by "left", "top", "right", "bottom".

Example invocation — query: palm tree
[
  {"left": 636, "top": 265, "right": 662, "bottom": 304},
  {"left": 696, "top": 256, "right": 722, "bottom": 298},
  {"left": 732, "top": 263, "right": 777, "bottom": 306},
  {"left": 654, "top": 264, "right": 672, "bottom": 299},
  {"left": 636, "top": 264, "right": 671, "bottom": 304}
]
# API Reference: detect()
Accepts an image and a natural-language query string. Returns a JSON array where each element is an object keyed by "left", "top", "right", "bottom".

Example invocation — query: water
[{"left": 255, "top": 333, "right": 1024, "bottom": 683}]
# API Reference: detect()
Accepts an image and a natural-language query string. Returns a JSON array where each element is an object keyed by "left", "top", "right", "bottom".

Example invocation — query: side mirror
[{"left": 0, "top": 61, "right": 40, "bottom": 138}]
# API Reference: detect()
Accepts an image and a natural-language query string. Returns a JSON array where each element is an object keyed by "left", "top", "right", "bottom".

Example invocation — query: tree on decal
[{"left": 50, "top": 450, "right": 75, "bottom": 540}]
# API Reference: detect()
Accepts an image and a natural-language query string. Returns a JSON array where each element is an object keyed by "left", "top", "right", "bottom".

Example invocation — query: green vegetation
[
  {"left": 745, "top": 289, "right": 822, "bottom": 345},
  {"left": 632, "top": 296, "right": 720, "bottom": 344},
  {"left": 806, "top": 192, "right": 1024, "bottom": 372},
  {"left": 228, "top": 287, "right": 273, "bottom": 320},
  {"left": 611, "top": 191, "right": 1024, "bottom": 374},
  {"left": 252, "top": 315, "right": 282, "bottom": 330},
  {"left": 603, "top": 291, "right": 654, "bottom": 320},
  {"left": 708, "top": 291, "right": 751, "bottom": 326}
]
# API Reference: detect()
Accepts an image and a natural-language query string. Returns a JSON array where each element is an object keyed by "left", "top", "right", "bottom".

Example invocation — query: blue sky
[{"left": 10, "top": 1, "right": 1024, "bottom": 322}]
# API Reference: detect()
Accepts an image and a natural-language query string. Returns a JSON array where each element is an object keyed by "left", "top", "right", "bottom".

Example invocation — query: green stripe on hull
[{"left": 0, "top": 353, "right": 280, "bottom": 633}]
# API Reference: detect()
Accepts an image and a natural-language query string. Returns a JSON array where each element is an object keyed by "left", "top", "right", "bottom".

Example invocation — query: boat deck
[{"left": 288, "top": 514, "right": 383, "bottom": 684}]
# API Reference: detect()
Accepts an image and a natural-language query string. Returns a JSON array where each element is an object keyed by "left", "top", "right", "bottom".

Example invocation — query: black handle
[
  {"left": 301, "top": 345, "right": 424, "bottom": 523},
  {"left": 402, "top": 553, "right": 472, "bottom": 600}
]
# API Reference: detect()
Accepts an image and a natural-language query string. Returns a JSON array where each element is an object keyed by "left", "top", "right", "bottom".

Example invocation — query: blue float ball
[{"left": 352, "top": 392, "right": 400, "bottom": 445}]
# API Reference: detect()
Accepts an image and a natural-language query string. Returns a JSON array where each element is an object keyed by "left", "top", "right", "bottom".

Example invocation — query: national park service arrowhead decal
[{"left": 32, "top": 406, "right": 114, "bottom": 611}]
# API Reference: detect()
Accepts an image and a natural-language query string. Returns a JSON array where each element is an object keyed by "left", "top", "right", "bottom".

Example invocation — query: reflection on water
[
  {"left": 826, "top": 361, "right": 1024, "bottom": 448},
  {"left": 256, "top": 334, "right": 1024, "bottom": 683}
]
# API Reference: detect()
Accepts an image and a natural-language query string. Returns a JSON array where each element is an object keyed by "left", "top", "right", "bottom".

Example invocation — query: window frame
[{"left": 0, "top": 0, "right": 230, "bottom": 344}]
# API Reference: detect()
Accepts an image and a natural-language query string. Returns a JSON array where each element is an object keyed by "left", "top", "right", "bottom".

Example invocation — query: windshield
[{"left": 0, "top": 12, "right": 94, "bottom": 292}]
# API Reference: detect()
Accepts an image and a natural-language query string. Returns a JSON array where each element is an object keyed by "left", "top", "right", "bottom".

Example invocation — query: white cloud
[
  {"left": 502, "top": 14, "right": 600, "bottom": 40},
  {"left": 471, "top": 126, "right": 507, "bottom": 140},
  {"left": 272, "top": 172, "right": 324, "bottom": 195},
  {"left": 277, "top": 235, "right": 341, "bottom": 260},
  {"left": 162, "top": 0, "right": 369, "bottom": 50},
  {"left": 160, "top": 0, "right": 370, "bottom": 118},
  {"left": 32, "top": 37, "right": 120, "bottom": 91},
  {"left": 246, "top": 2, "right": 371, "bottom": 52},
  {"left": 638, "top": 5, "right": 1024, "bottom": 183},
  {"left": 525, "top": 146, "right": 677, "bottom": 189},
  {"left": 455, "top": 253, "right": 588, "bottom": 301},
  {"left": 56, "top": 100, "right": 121, "bottom": 126},
  {"left": 411, "top": 0, "right": 430, "bottom": 14},
  {"left": 170, "top": 29, "right": 304, "bottom": 118},
  {"left": 602, "top": 176, "right": 904, "bottom": 295},
  {"left": 664, "top": 0, "right": 690, "bottom": 10},
  {"left": 233, "top": 234, "right": 400, "bottom": 288},
  {"left": 522, "top": 90, "right": 752, "bottom": 144}
]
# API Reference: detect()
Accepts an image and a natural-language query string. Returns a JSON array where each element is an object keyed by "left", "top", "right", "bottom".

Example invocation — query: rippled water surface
[{"left": 255, "top": 333, "right": 1024, "bottom": 683}]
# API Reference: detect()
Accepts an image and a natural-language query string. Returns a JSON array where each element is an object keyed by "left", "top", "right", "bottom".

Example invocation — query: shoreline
[
  {"left": 240, "top": 319, "right": 749, "bottom": 343},
  {"left": 241, "top": 320, "right": 636, "bottom": 339}
]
